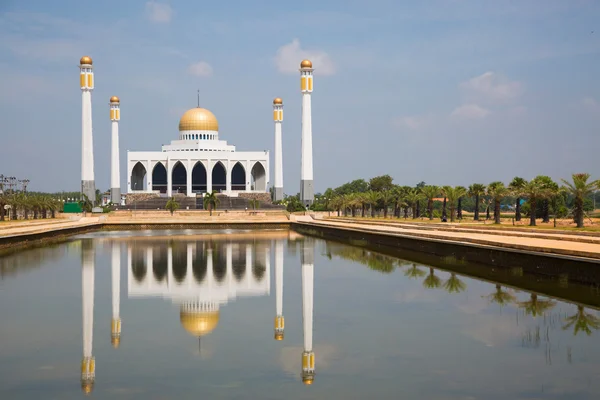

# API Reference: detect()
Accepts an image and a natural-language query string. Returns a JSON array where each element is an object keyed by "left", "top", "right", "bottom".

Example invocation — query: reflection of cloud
[
  {"left": 463, "top": 314, "right": 516, "bottom": 347},
  {"left": 392, "top": 287, "right": 441, "bottom": 304},
  {"left": 279, "top": 344, "right": 337, "bottom": 379}
]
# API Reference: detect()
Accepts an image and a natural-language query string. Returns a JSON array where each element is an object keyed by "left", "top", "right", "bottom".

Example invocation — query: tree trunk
[
  {"left": 0, "top": 206, "right": 4, "bottom": 221},
  {"left": 370, "top": 205, "right": 375, "bottom": 218},
  {"left": 450, "top": 206, "right": 455, "bottom": 222},
  {"left": 337, "top": 208, "right": 340, "bottom": 217},
  {"left": 457, "top": 198, "right": 463, "bottom": 219},
  {"left": 383, "top": 204, "right": 388, "bottom": 218},
  {"left": 494, "top": 200, "right": 501, "bottom": 224},
  {"left": 412, "top": 203, "right": 417, "bottom": 219},
  {"left": 486, "top": 205, "right": 490, "bottom": 220},
  {"left": 351, "top": 206, "right": 356, "bottom": 217},
  {"left": 416, "top": 201, "right": 420, "bottom": 219},
  {"left": 575, "top": 197, "right": 584, "bottom": 228},
  {"left": 428, "top": 199, "right": 433, "bottom": 220},
  {"left": 515, "top": 197, "right": 521, "bottom": 221},
  {"left": 361, "top": 204, "right": 365, "bottom": 218},
  {"left": 474, "top": 195, "right": 480, "bottom": 221},
  {"left": 529, "top": 198, "right": 537, "bottom": 226},
  {"left": 442, "top": 198, "right": 447, "bottom": 219},
  {"left": 33, "top": 209, "right": 38, "bottom": 219},
  {"left": 209, "top": 204, "right": 213, "bottom": 216},
  {"left": 51, "top": 209, "right": 56, "bottom": 218},
  {"left": 542, "top": 199, "right": 550, "bottom": 223},
  {"left": 403, "top": 207, "right": 409, "bottom": 219}
]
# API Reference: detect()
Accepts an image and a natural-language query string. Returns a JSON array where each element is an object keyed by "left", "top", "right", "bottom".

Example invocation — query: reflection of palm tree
[
  {"left": 518, "top": 293, "right": 556, "bottom": 317},
  {"left": 443, "top": 273, "right": 466, "bottom": 293},
  {"left": 404, "top": 264, "right": 426, "bottom": 279},
  {"left": 563, "top": 305, "right": 600, "bottom": 336},
  {"left": 423, "top": 267, "right": 442, "bottom": 289},
  {"left": 484, "top": 284, "right": 515, "bottom": 306},
  {"left": 366, "top": 254, "right": 395, "bottom": 274}
]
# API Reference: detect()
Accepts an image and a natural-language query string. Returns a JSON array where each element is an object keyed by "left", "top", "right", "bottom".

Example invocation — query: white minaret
[
  {"left": 273, "top": 98, "right": 284, "bottom": 202},
  {"left": 274, "top": 240, "right": 285, "bottom": 340},
  {"left": 299, "top": 59, "right": 314, "bottom": 207},
  {"left": 301, "top": 239, "right": 315, "bottom": 385},
  {"left": 81, "top": 241, "right": 95, "bottom": 394},
  {"left": 111, "top": 242, "right": 122, "bottom": 348},
  {"left": 79, "top": 56, "right": 96, "bottom": 205},
  {"left": 109, "top": 96, "right": 121, "bottom": 204}
]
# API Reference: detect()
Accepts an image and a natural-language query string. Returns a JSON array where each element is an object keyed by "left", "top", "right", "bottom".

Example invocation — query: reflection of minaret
[
  {"left": 273, "top": 98, "right": 284, "bottom": 202},
  {"left": 81, "top": 241, "right": 95, "bottom": 394},
  {"left": 274, "top": 240, "right": 285, "bottom": 340},
  {"left": 79, "top": 56, "right": 96, "bottom": 204},
  {"left": 299, "top": 59, "right": 314, "bottom": 207},
  {"left": 301, "top": 240, "right": 315, "bottom": 385},
  {"left": 109, "top": 96, "right": 121, "bottom": 204},
  {"left": 111, "top": 242, "right": 122, "bottom": 348}
]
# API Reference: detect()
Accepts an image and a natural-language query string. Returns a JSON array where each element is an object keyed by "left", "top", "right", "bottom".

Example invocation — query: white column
[
  {"left": 301, "top": 239, "right": 315, "bottom": 384},
  {"left": 273, "top": 98, "right": 284, "bottom": 201},
  {"left": 111, "top": 242, "right": 121, "bottom": 346},
  {"left": 81, "top": 241, "right": 96, "bottom": 390},
  {"left": 206, "top": 160, "right": 213, "bottom": 193},
  {"left": 80, "top": 57, "right": 96, "bottom": 205},
  {"left": 110, "top": 97, "right": 121, "bottom": 203},
  {"left": 299, "top": 60, "right": 314, "bottom": 206},
  {"left": 274, "top": 240, "right": 284, "bottom": 340},
  {"left": 167, "top": 160, "right": 172, "bottom": 197},
  {"left": 245, "top": 160, "right": 251, "bottom": 192},
  {"left": 226, "top": 160, "right": 232, "bottom": 195}
]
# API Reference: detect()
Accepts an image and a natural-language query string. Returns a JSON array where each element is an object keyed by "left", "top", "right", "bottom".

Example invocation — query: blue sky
[{"left": 1, "top": 0, "right": 599, "bottom": 193}]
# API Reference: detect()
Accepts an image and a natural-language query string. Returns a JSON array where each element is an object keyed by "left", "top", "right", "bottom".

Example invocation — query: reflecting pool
[{"left": 1, "top": 229, "right": 600, "bottom": 399}]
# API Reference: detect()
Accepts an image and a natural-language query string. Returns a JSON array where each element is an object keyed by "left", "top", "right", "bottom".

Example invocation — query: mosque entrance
[
  {"left": 171, "top": 162, "right": 187, "bottom": 194},
  {"left": 152, "top": 163, "right": 167, "bottom": 193},
  {"left": 191, "top": 162, "right": 207, "bottom": 193},
  {"left": 212, "top": 162, "right": 226, "bottom": 193},
  {"left": 251, "top": 162, "right": 266, "bottom": 191},
  {"left": 231, "top": 162, "right": 246, "bottom": 191},
  {"left": 131, "top": 162, "right": 147, "bottom": 191}
]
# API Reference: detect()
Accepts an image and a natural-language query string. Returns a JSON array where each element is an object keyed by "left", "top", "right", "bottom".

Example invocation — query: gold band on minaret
[
  {"left": 273, "top": 98, "right": 283, "bottom": 122},
  {"left": 79, "top": 56, "right": 94, "bottom": 90},
  {"left": 110, "top": 96, "right": 120, "bottom": 121}
]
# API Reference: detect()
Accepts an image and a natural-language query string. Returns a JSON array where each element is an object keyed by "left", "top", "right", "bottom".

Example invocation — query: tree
[
  {"left": 518, "top": 293, "right": 556, "bottom": 317},
  {"left": 79, "top": 194, "right": 93, "bottom": 213},
  {"left": 561, "top": 173, "right": 598, "bottom": 228},
  {"left": 249, "top": 199, "right": 260, "bottom": 210},
  {"left": 421, "top": 185, "right": 439, "bottom": 220},
  {"left": 484, "top": 284, "right": 516, "bottom": 307},
  {"left": 535, "top": 176, "right": 558, "bottom": 223},
  {"left": 520, "top": 179, "right": 551, "bottom": 226},
  {"left": 562, "top": 305, "right": 600, "bottom": 336},
  {"left": 404, "top": 264, "right": 426, "bottom": 279},
  {"left": 441, "top": 186, "right": 467, "bottom": 222},
  {"left": 369, "top": 175, "right": 394, "bottom": 192},
  {"left": 380, "top": 190, "right": 395, "bottom": 218},
  {"left": 509, "top": 177, "right": 527, "bottom": 222},
  {"left": 364, "top": 191, "right": 381, "bottom": 217},
  {"left": 203, "top": 191, "right": 220, "bottom": 216},
  {"left": 335, "top": 179, "right": 369, "bottom": 195},
  {"left": 405, "top": 189, "right": 423, "bottom": 219},
  {"left": 468, "top": 184, "right": 486, "bottom": 221},
  {"left": 444, "top": 273, "right": 466, "bottom": 293},
  {"left": 165, "top": 197, "right": 180, "bottom": 215},
  {"left": 423, "top": 267, "right": 442, "bottom": 289},
  {"left": 487, "top": 182, "right": 509, "bottom": 224}
]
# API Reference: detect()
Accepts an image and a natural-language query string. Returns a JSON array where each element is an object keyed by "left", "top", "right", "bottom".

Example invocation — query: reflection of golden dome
[
  {"left": 302, "top": 377, "right": 314, "bottom": 385},
  {"left": 273, "top": 97, "right": 283, "bottom": 105},
  {"left": 179, "top": 108, "right": 219, "bottom": 131},
  {"left": 81, "top": 382, "right": 94, "bottom": 394},
  {"left": 180, "top": 310, "right": 220, "bottom": 337},
  {"left": 80, "top": 56, "right": 93, "bottom": 65},
  {"left": 300, "top": 59, "right": 312, "bottom": 68},
  {"left": 111, "top": 336, "right": 121, "bottom": 348},
  {"left": 109, "top": 96, "right": 120, "bottom": 103},
  {"left": 274, "top": 332, "right": 284, "bottom": 341}
]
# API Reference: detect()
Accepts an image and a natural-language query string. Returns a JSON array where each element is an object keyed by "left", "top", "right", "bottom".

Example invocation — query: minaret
[
  {"left": 274, "top": 240, "right": 284, "bottom": 340},
  {"left": 299, "top": 59, "right": 314, "bottom": 207},
  {"left": 301, "top": 239, "right": 315, "bottom": 385},
  {"left": 81, "top": 240, "right": 95, "bottom": 394},
  {"left": 111, "top": 242, "right": 122, "bottom": 348},
  {"left": 80, "top": 56, "right": 96, "bottom": 205},
  {"left": 109, "top": 96, "right": 121, "bottom": 205},
  {"left": 273, "top": 98, "right": 284, "bottom": 202}
]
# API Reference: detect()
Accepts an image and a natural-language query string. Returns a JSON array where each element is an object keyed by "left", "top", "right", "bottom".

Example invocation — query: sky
[{"left": 0, "top": 0, "right": 599, "bottom": 194}]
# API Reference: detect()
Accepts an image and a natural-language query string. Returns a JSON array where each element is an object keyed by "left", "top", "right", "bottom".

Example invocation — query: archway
[
  {"left": 152, "top": 163, "right": 167, "bottom": 193},
  {"left": 231, "top": 162, "right": 246, "bottom": 191},
  {"left": 131, "top": 249, "right": 147, "bottom": 282},
  {"left": 251, "top": 162, "right": 266, "bottom": 191},
  {"left": 171, "top": 162, "right": 187, "bottom": 194},
  {"left": 232, "top": 246, "right": 246, "bottom": 282},
  {"left": 192, "top": 247, "right": 207, "bottom": 283},
  {"left": 252, "top": 246, "right": 266, "bottom": 281},
  {"left": 212, "top": 248, "right": 226, "bottom": 282},
  {"left": 153, "top": 246, "right": 168, "bottom": 281},
  {"left": 191, "top": 162, "right": 207, "bottom": 193},
  {"left": 172, "top": 246, "right": 187, "bottom": 283},
  {"left": 212, "top": 162, "right": 226, "bottom": 193},
  {"left": 131, "top": 162, "right": 147, "bottom": 191}
]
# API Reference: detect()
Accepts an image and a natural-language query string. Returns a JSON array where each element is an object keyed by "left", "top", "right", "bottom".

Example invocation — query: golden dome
[
  {"left": 111, "top": 336, "right": 121, "bottom": 348},
  {"left": 180, "top": 310, "right": 220, "bottom": 337},
  {"left": 300, "top": 59, "right": 312, "bottom": 68},
  {"left": 80, "top": 56, "right": 93, "bottom": 65},
  {"left": 274, "top": 332, "right": 284, "bottom": 341},
  {"left": 179, "top": 108, "right": 219, "bottom": 131},
  {"left": 81, "top": 382, "right": 94, "bottom": 394},
  {"left": 110, "top": 96, "right": 120, "bottom": 103},
  {"left": 302, "top": 377, "right": 314, "bottom": 385},
  {"left": 273, "top": 97, "right": 283, "bottom": 105}
]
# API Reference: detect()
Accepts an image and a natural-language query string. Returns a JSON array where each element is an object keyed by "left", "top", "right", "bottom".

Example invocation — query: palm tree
[
  {"left": 468, "top": 184, "right": 486, "bottom": 221},
  {"left": 405, "top": 189, "right": 423, "bottom": 219},
  {"left": 249, "top": 199, "right": 260, "bottom": 210},
  {"left": 509, "top": 177, "right": 527, "bottom": 222},
  {"left": 443, "top": 273, "right": 466, "bottom": 293},
  {"left": 441, "top": 186, "right": 467, "bottom": 222},
  {"left": 518, "top": 293, "right": 556, "bottom": 317},
  {"left": 79, "top": 194, "right": 93, "bottom": 213},
  {"left": 487, "top": 181, "right": 509, "bottom": 224},
  {"left": 563, "top": 305, "right": 600, "bottom": 336},
  {"left": 484, "top": 284, "right": 516, "bottom": 307},
  {"left": 456, "top": 186, "right": 467, "bottom": 220},
  {"left": 203, "top": 191, "right": 220, "bottom": 216},
  {"left": 561, "top": 173, "right": 598, "bottom": 228},
  {"left": 0, "top": 193, "right": 6, "bottom": 221},
  {"left": 423, "top": 267, "right": 442, "bottom": 289},
  {"left": 365, "top": 190, "right": 381, "bottom": 217},
  {"left": 165, "top": 197, "right": 180, "bottom": 215},
  {"left": 535, "top": 176, "right": 558, "bottom": 223},
  {"left": 421, "top": 185, "right": 439, "bottom": 220},
  {"left": 520, "top": 179, "right": 551, "bottom": 226},
  {"left": 404, "top": 264, "right": 426, "bottom": 279},
  {"left": 380, "top": 190, "right": 395, "bottom": 218},
  {"left": 330, "top": 196, "right": 343, "bottom": 217}
]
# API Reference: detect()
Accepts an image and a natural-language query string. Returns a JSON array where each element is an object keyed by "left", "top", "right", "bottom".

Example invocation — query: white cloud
[
  {"left": 451, "top": 104, "right": 490, "bottom": 120},
  {"left": 187, "top": 61, "right": 213, "bottom": 77},
  {"left": 392, "top": 114, "right": 436, "bottom": 131},
  {"left": 274, "top": 39, "right": 335, "bottom": 75},
  {"left": 145, "top": 1, "right": 173, "bottom": 24},
  {"left": 460, "top": 71, "right": 522, "bottom": 102}
]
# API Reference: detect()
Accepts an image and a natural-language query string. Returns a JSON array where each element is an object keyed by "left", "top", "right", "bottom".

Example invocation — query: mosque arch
[
  {"left": 152, "top": 162, "right": 167, "bottom": 193},
  {"left": 192, "top": 248, "right": 207, "bottom": 283},
  {"left": 251, "top": 162, "right": 266, "bottom": 191},
  {"left": 252, "top": 246, "right": 266, "bottom": 281},
  {"left": 231, "top": 162, "right": 246, "bottom": 191},
  {"left": 191, "top": 162, "right": 207, "bottom": 193},
  {"left": 172, "top": 247, "right": 187, "bottom": 283},
  {"left": 211, "top": 162, "right": 226, "bottom": 193},
  {"left": 153, "top": 246, "right": 168, "bottom": 281},
  {"left": 212, "top": 248, "right": 226, "bottom": 282},
  {"left": 171, "top": 161, "right": 187, "bottom": 194},
  {"left": 131, "top": 162, "right": 147, "bottom": 191},
  {"left": 232, "top": 246, "right": 246, "bottom": 282},
  {"left": 131, "top": 249, "right": 147, "bottom": 282}
]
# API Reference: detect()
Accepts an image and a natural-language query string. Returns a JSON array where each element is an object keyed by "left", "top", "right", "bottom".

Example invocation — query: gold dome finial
[
  {"left": 180, "top": 309, "right": 220, "bottom": 337},
  {"left": 274, "top": 332, "right": 284, "bottom": 341},
  {"left": 109, "top": 96, "right": 120, "bottom": 103},
  {"left": 273, "top": 97, "right": 283, "bottom": 105},
  {"left": 179, "top": 108, "right": 219, "bottom": 132},
  {"left": 300, "top": 59, "right": 312, "bottom": 68},
  {"left": 80, "top": 56, "right": 93, "bottom": 65},
  {"left": 302, "top": 377, "right": 314, "bottom": 385},
  {"left": 111, "top": 335, "right": 121, "bottom": 348},
  {"left": 81, "top": 382, "right": 94, "bottom": 394}
]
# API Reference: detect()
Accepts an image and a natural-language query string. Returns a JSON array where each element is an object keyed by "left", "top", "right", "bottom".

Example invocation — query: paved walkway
[
  {"left": 0, "top": 217, "right": 102, "bottom": 239},
  {"left": 298, "top": 218, "right": 600, "bottom": 261}
]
